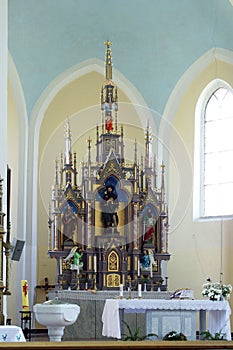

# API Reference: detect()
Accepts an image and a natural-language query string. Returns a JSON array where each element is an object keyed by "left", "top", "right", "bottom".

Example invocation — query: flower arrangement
[
  {"left": 202, "top": 281, "right": 232, "bottom": 301},
  {"left": 163, "top": 330, "right": 187, "bottom": 341}
]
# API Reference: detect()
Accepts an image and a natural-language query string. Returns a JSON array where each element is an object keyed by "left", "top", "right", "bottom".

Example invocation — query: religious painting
[
  {"left": 141, "top": 205, "right": 158, "bottom": 245},
  {"left": 62, "top": 204, "right": 77, "bottom": 243}
]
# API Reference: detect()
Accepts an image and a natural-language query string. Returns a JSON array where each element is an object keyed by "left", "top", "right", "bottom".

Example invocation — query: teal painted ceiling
[{"left": 8, "top": 0, "right": 233, "bottom": 118}]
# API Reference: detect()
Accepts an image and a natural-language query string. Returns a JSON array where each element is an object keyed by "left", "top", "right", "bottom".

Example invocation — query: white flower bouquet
[{"left": 202, "top": 282, "right": 232, "bottom": 301}]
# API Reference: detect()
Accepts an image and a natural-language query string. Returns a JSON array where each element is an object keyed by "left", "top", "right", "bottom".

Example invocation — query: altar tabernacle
[{"left": 48, "top": 42, "right": 170, "bottom": 291}]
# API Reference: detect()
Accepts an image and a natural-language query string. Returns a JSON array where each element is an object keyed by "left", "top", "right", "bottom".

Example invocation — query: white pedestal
[{"left": 47, "top": 326, "right": 65, "bottom": 342}]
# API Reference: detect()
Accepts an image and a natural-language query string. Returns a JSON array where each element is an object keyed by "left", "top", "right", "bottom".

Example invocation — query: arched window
[{"left": 194, "top": 81, "right": 233, "bottom": 219}]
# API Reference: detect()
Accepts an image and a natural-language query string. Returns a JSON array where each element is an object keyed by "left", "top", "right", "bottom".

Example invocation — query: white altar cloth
[
  {"left": 102, "top": 299, "right": 231, "bottom": 340},
  {"left": 0, "top": 325, "right": 26, "bottom": 342}
]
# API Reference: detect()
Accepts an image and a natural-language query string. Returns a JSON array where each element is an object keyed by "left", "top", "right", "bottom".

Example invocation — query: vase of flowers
[
  {"left": 163, "top": 330, "right": 187, "bottom": 341},
  {"left": 202, "top": 282, "right": 232, "bottom": 301}
]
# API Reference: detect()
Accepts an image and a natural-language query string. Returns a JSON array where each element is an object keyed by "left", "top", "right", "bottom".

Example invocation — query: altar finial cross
[
  {"left": 87, "top": 136, "right": 92, "bottom": 149},
  {"left": 104, "top": 40, "right": 112, "bottom": 48}
]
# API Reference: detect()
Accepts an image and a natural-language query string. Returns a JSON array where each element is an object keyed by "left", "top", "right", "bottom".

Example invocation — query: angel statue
[
  {"left": 148, "top": 249, "right": 157, "bottom": 270},
  {"left": 140, "top": 249, "right": 157, "bottom": 274},
  {"left": 64, "top": 246, "right": 83, "bottom": 274}
]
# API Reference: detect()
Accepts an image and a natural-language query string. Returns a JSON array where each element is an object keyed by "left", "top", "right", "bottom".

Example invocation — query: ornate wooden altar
[{"left": 48, "top": 42, "right": 170, "bottom": 290}]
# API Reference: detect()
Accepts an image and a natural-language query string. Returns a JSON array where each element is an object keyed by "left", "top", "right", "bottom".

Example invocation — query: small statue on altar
[
  {"left": 140, "top": 249, "right": 157, "bottom": 272},
  {"left": 140, "top": 249, "right": 150, "bottom": 268},
  {"left": 64, "top": 246, "right": 83, "bottom": 274},
  {"left": 101, "top": 185, "right": 119, "bottom": 228},
  {"left": 106, "top": 111, "right": 113, "bottom": 132}
]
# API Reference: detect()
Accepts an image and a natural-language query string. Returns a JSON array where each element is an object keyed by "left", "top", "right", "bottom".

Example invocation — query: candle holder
[
  {"left": 127, "top": 287, "right": 132, "bottom": 300},
  {"left": 76, "top": 276, "right": 80, "bottom": 290},
  {"left": 93, "top": 273, "right": 97, "bottom": 290},
  {"left": 119, "top": 284, "right": 123, "bottom": 299},
  {"left": 20, "top": 310, "right": 32, "bottom": 341},
  {"left": 58, "top": 275, "right": 64, "bottom": 290}
]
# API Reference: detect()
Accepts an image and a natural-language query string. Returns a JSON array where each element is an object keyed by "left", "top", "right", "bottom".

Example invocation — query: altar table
[
  {"left": 102, "top": 299, "right": 231, "bottom": 340},
  {"left": 0, "top": 325, "right": 26, "bottom": 342},
  {"left": 49, "top": 290, "right": 170, "bottom": 340}
]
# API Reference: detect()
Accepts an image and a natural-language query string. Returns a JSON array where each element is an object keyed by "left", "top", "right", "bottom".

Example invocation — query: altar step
[{"left": 1, "top": 340, "right": 233, "bottom": 349}]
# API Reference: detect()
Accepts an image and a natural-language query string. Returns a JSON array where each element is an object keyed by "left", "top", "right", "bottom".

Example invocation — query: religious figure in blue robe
[{"left": 140, "top": 250, "right": 150, "bottom": 268}]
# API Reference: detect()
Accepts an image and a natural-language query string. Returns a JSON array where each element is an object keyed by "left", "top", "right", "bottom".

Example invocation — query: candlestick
[
  {"left": 59, "top": 257, "right": 62, "bottom": 275},
  {"left": 127, "top": 286, "right": 132, "bottom": 299},
  {"left": 137, "top": 260, "right": 140, "bottom": 277},
  {"left": 93, "top": 274, "right": 97, "bottom": 290},
  {"left": 93, "top": 255, "right": 97, "bottom": 273},
  {"left": 138, "top": 283, "right": 142, "bottom": 299},
  {"left": 119, "top": 284, "right": 123, "bottom": 299}
]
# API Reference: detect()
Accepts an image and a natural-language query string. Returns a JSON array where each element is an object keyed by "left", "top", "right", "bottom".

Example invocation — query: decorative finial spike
[
  {"left": 104, "top": 40, "right": 112, "bottom": 48},
  {"left": 104, "top": 40, "right": 113, "bottom": 81}
]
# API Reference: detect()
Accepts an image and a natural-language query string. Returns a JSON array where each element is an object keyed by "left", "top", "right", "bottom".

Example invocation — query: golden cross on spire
[
  {"left": 87, "top": 136, "right": 92, "bottom": 149},
  {"left": 104, "top": 40, "right": 112, "bottom": 48}
]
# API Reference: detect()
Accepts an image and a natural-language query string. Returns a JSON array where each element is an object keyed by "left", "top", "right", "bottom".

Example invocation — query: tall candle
[
  {"left": 137, "top": 260, "right": 140, "bottom": 276},
  {"left": 119, "top": 284, "right": 123, "bottom": 297},
  {"left": 21, "top": 280, "right": 29, "bottom": 311},
  {"left": 93, "top": 255, "right": 97, "bottom": 273},
  {"left": 138, "top": 283, "right": 142, "bottom": 298},
  {"left": 150, "top": 263, "right": 153, "bottom": 278},
  {"left": 59, "top": 257, "right": 62, "bottom": 275}
]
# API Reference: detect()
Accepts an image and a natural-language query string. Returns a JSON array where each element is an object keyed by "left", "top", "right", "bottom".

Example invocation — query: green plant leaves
[{"left": 121, "top": 320, "right": 158, "bottom": 341}]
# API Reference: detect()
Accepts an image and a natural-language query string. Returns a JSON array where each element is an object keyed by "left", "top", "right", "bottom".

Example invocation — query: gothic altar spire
[
  {"left": 145, "top": 121, "right": 152, "bottom": 168},
  {"left": 105, "top": 40, "right": 113, "bottom": 81},
  {"left": 64, "top": 117, "right": 72, "bottom": 165},
  {"left": 101, "top": 41, "right": 118, "bottom": 134}
]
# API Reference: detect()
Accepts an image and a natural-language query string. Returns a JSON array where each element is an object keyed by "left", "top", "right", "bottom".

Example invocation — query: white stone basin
[{"left": 33, "top": 299, "right": 80, "bottom": 341}]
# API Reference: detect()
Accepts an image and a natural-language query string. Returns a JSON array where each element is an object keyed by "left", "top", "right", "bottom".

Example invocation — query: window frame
[{"left": 193, "top": 79, "right": 233, "bottom": 221}]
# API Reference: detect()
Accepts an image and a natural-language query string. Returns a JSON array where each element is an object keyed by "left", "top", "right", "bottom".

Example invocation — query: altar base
[{"left": 48, "top": 290, "right": 171, "bottom": 340}]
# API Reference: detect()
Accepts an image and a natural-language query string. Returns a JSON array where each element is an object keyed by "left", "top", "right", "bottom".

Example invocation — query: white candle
[
  {"left": 93, "top": 255, "right": 97, "bottom": 273},
  {"left": 59, "top": 257, "right": 62, "bottom": 275},
  {"left": 150, "top": 263, "right": 153, "bottom": 278},
  {"left": 119, "top": 284, "right": 123, "bottom": 297},
  {"left": 138, "top": 283, "right": 142, "bottom": 298},
  {"left": 137, "top": 260, "right": 140, "bottom": 276}
]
